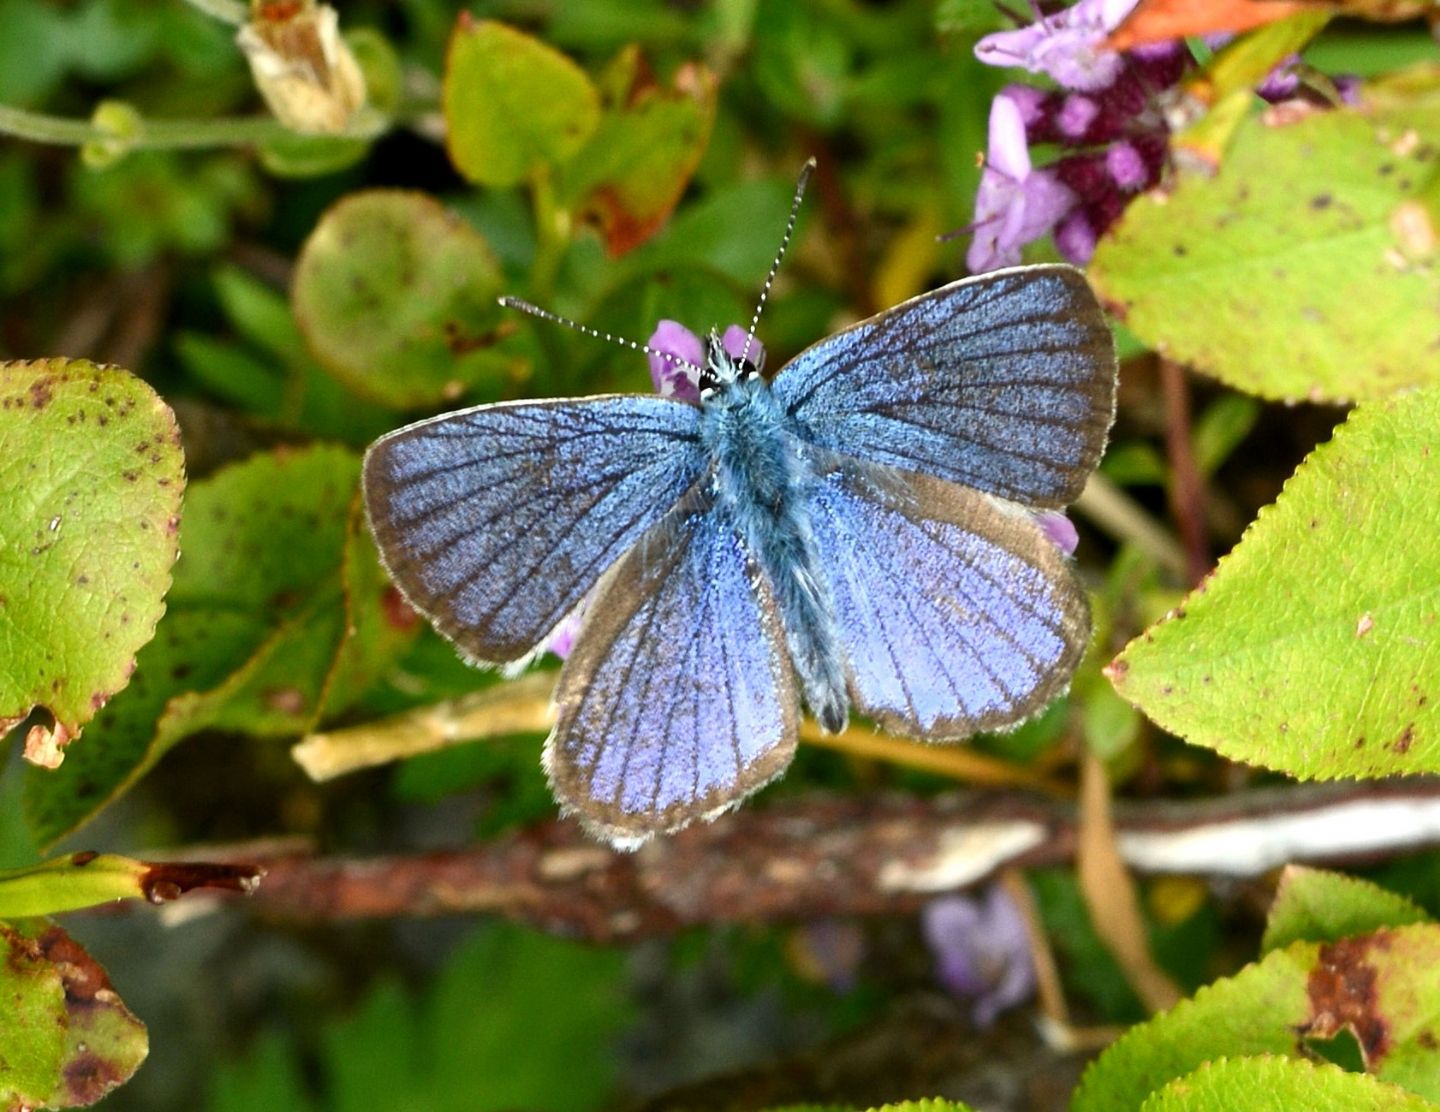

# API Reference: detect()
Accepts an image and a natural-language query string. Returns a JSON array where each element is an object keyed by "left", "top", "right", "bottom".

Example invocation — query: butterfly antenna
[
  {"left": 739, "top": 157, "right": 816, "bottom": 368},
  {"left": 498, "top": 296, "right": 703, "bottom": 376}
]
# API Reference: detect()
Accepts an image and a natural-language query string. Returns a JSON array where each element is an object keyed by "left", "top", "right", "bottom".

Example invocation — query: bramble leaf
[
  {"left": 1074, "top": 923, "right": 1440, "bottom": 1110},
  {"left": 1139, "top": 1056, "right": 1440, "bottom": 1112},
  {"left": 1090, "top": 103, "right": 1440, "bottom": 402},
  {"left": 1263, "top": 867, "right": 1431, "bottom": 954},
  {"left": 0, "top": 360, "right": 183, "bottom": 768},
  {"left": 1108, "top": 387, "right": 1440, "bottom": 779},
  {"left": 23, "top": 446, "right": 416, "bottom": 848}
]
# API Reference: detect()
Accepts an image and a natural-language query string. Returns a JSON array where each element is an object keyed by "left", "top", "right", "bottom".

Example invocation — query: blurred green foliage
[{"left": 2, "top": 0, "right": 1440, "bottom": 1108}]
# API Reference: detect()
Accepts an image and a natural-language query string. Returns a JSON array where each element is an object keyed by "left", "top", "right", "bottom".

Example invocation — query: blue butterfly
[{"left": 363, "top": 166, "right": 1116, "bottom": 848}]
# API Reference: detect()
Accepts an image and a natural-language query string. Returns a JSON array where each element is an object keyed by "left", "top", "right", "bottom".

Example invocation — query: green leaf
[
  {"left": 1139, "top": 1055, "right": 1440, "bottom": 1111},
  {"left": 1090, "top": 105, "right": 1440, "bottom": 402},
  {"left": 1108, "top": 387, "right": 1440, "bottom": 779},
  {"left": 1263, "top": 867, "right": 1431, "bottom": 954},
  {"left": 0, "top": 919, "right": 147, "bottom": 1109},
  {"left": 1193, "top": 394, "right": 1261, "bottom": 478},
  {"left": 24, "top": 446, "right": 415, "bottom": 848},
  {"left": 1074, "top": 923, "right": 1440, "bottom": 1110},
  {"left": 443, "top": 17, "right": 600, "bottom": 187},
  {"left": 207, "top": 921, "right": 631, "bottom": 1112},
  {"left": 557, "top": 47, "right": 716, "bottom": 256},
  {"left": 293, "top": 190, "right": 515, "bottom": 409},
  {"left": 0, "top": 360, "right": 183, "bottom": 768}
]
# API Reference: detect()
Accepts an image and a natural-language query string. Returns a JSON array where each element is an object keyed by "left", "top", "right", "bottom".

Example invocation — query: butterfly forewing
[
  {"left": 810, "top": 463, "right": 1090, "bottom": 738},
  {"left": 362, "top": 395, "right": 706, "bottom": 665},
  {"left": 772, "top": 265, "right": 1115, "bottom": 510},
  {"left": 545, "top": 490, "right": 799, "bottom": 847}
]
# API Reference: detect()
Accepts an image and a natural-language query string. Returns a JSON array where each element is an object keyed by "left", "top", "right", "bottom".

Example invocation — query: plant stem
[{"left": 0, "top": 103, "right": 387, "bottom": 150}]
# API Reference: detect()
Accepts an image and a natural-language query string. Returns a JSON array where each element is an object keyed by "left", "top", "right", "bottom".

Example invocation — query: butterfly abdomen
[{"left": 701, "top": 377, "right": 849, "bottom": 734}]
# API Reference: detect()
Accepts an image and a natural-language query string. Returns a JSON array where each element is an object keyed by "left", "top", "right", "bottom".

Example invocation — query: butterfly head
[{"left": 699, "top": 329, "right": 763, "bottom": 402}]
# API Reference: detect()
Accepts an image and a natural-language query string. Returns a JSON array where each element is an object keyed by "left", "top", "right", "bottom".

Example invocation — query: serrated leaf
[
  {"left": 443, "top": 17, "right": 599, "bottom": 187},
  {"left": 1108, "top": 387, "right": 1440, "bottom": 779},
  {"left": 557, "top": 47, "right": 716, "bottom": 256},
  {"left": 0, "top": 919, "right": 147, "bottom": 1109},
  {"left": 1073, "top": 923, "right": 1440, "bottom": 1110},
  {"left": 293, "top": 190, "right": 515, "bottom": 409},
  {"left": 1139, "top": 1055, "right": 1440, "bottom": 1111},
  {"left": 0, "top": 360, "right": 183, "bottom": 768},
  {"left": 1263, "top": 866, "right": 1431, "bottom": 954},
  {"left": 1090, "top": 106, "right": 1440, "bottom": 402},
  {"left": 24, "top": 446, "right": 415, "bottom": 848}
]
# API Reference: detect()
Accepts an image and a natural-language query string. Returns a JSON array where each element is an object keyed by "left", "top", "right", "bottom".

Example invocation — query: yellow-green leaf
[
  {"left": 0, "top": 360, "right": 183, "bottom": 768},
  {"left": 1090, "top": 104, "right": 1440, "bottom": 402},
  {"left": 443, "top": 17, "right": 599, "bottom": 187},
  {"left": 1109, "top": 387, "right": 1440, "bottom": 779}
]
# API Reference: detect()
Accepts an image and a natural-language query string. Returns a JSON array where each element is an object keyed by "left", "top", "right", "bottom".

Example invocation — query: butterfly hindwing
[
  {"left": 362, "top": 396, "right": 706, "bottom": 665},
  {"left": 810, "top": 462, "right": 1090, "bottom": 738},
  {"left": 545, "top": 489, "right": 799, "bottom": 847},
  {"left": 772, "top": 264, "right": 1115, "bottom": 509}
]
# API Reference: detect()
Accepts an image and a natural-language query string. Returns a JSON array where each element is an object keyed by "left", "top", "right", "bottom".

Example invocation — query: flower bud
[{"left": 237, "top": 0, "right": 366, "bottom": 134}]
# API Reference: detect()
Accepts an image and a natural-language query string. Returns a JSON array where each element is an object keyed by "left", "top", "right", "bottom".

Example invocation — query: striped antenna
[
  {"left": 497, "top": 296, "right": 703, "bottom": 376},
  {"left": 739, "top": 157, "right": 816, "bottom": 368}
]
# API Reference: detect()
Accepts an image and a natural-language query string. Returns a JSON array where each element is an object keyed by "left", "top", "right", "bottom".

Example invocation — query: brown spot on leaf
[
  {"left": 63, "top": 1048, "right": 129, "bottom": 1104},
  {"left": 1304, "top": 935, "right": 1391, "bottom": 1066},
  {"left": 1393, "top": 724, "right": 1415, "bottom": 754},
  {"left": 30, "top": 378, "right": 55, "bottom": 408},
  {"left": 71, "top": 850, "right": 99, "bottom": 866}
]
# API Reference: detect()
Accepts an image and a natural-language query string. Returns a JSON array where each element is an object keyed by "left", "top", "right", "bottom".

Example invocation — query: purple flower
[
  {"left": 922, "top": 887, "right": 1036, "bottom": 1028},
  {"left": 646, "top": 319, "right": 705, "bottom": 404},
  {"left": 967, "top": 94, "right": 1076, "bottom": 274},
  {"left": 975, "top": 0, "right": 1141, "bottom": 92},
  {"left": 542, "top": 606, "right": 585, "bottom": 660},
  {"left": 1036, "top": 511, "right": 1079, "bottom": 555},
  {"left": 646, "top": 321, "right": 766, "bottom": 405}
]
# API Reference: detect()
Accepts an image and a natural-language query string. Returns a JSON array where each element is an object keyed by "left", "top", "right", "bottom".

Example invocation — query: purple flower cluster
[{"left": 968, "top": 0, "right": 1189, "bottom": 273}]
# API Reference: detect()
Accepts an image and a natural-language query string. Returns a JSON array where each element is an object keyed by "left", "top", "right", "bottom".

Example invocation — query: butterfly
[{"left": 362, "top": 163, "right": 1117, "bottom": 849}]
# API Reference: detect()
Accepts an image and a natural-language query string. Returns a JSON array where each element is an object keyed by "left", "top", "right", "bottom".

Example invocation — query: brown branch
[{"left": 217, "top": 780, "right": 1440, "bottom": 942}]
